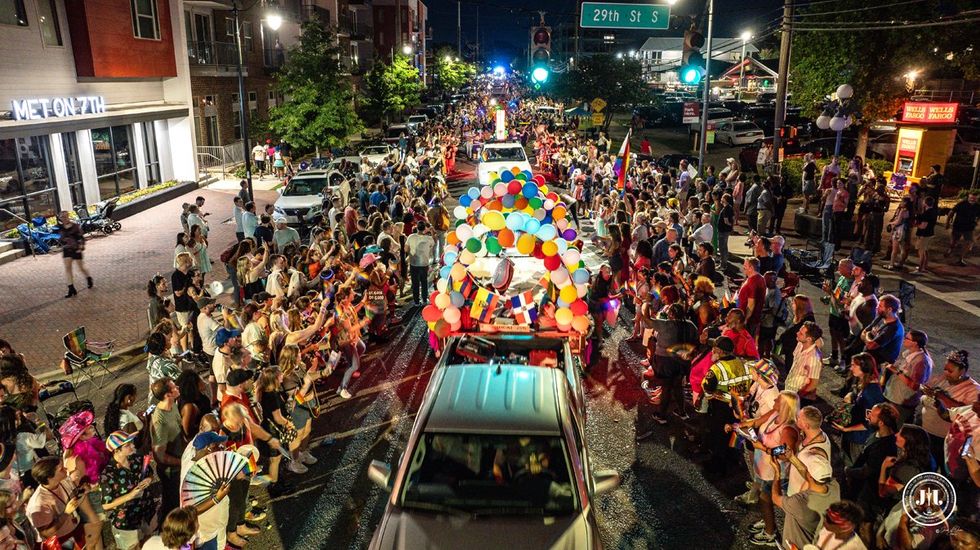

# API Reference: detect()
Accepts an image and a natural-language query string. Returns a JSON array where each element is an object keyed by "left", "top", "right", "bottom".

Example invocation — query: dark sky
[{"left": 426, "top": 0, "right": 785, "bottom": 64}]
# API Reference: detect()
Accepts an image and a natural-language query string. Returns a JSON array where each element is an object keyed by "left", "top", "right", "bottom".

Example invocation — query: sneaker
[
  {"left": 635, "top": 429, "right": 654, "bottom": 441},
  {"left": 338, "top": 388, "right": 352, "bottom": 399},
  {"left": 651, "top": 413, "right": 668, "bottom": 425},
  {"left": 734, "top": 489, "right": 759, "bottom": 505},
  {"left": 747, "top": 519, "right": 765, "bottom": 534},
  {"left": 287, "top": 460, "right": 309, "bottom": 474},
  {"left": 749, "top": 530, "right": 778, "bottom": 547},
  {"left": 251, "top": 475, "right": 273, "bottom": 487},
  {"left": 300, "top": 451, "right": 318, "bottom": 465},
  {"left": 244, "top": 509, "right": 267, "bottom": 523}
]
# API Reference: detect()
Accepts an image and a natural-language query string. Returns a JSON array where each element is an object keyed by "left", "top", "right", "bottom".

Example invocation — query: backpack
[{"left": 219, "top": 241, "right": 238, "bottom": 264}]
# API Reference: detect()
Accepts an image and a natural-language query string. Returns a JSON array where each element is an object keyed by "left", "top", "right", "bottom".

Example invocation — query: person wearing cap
[
  {"left": 700, "top": 335, "right": 752, "bottom": 475},
  {"left": 178, "top": 429, "right": 235, "bottom": 549},
  {"left": 220, "top": 370, "right": 281, "bottom": 458},
  {"left": 272, "top": 218, "right": 300, "bottom": 254},
  {"left": 99, "top": 432, "right": 154, "bottom": 550},
  {"left": 211, "top": 327, "right": 241, "bottom": 402}
]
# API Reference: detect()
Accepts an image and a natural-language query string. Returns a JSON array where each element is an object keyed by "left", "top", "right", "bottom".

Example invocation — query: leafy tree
[
  {"left": 268, "top": 20, "right": 362, "bottom": 153},
  {"left": 551, "top": 55, "right": 647, "bottom": 129},
  {"left": 363, "top": 55, "right": 424, "bottom": 124},
  {"left": 432, "top": 47, "right": 476, "bottom": 92}
]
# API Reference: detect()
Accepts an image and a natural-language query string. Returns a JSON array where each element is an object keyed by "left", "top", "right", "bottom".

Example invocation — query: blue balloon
[
  {"left": 524, "top": 218, "right": 541, "bottom": 235},
  {"left": 506, "top": 212, "right": 524, "bottom": 231},
  {"left": 468, "top": 187, "right": 480, "bottom": 200},
  {"left": 460, "top": 195, "right": 472, "bottom": 207},
  {"left": 501, "top": 194, "right": 516, "bottom": 208},
  {"left": 572, "top": 269, "right": 589, "bottom": 284},
  {"left": 500, "top": 171, "right": 514, "bottom": 183},
  {"left": 536, "top": 224, "right": 557, "bottom": 241},
  {"left": 522, "top": 170, "right": 533, "bottom": 181},
  {"left": 444, "top": 251, "right": 458, "bottom": 265},
  {"left": 522, "top": 182, "right": 538, "bottom": 198},
  {"left": 450, "top": 291, "right": 465, "bottom": 308},
  {"left": 440, "top": 266, "right": 452, "bottom": 279}
]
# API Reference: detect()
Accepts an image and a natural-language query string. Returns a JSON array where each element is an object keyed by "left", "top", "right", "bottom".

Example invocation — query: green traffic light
[
  {"left": 531, "top": 66, "right": 549, "bottom": 83},
  {"left": 680, "top": 65, "right": 703, "bottom": 85}
]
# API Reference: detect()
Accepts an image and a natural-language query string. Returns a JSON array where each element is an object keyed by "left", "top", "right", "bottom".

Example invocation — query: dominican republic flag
[
  {"left": 613, "top": 128, "right": 632, "bottom": 190},
  {"left": 470, "top": 287, "right": 501, "bottom": 323},
  {"left": 510, "top": 291, "right": 538, "bottom": 325}
]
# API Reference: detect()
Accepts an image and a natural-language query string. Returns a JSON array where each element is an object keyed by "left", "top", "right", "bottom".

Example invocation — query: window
[
  {"left": 91, "top": 126, "right": 137, "bottom": 199},
  {"left": 225, "top": 17, "right": 252, "bottom": 51},
  {"left": 247, "top": 91, "right": 257, "bottom": 103},
  {"left": 142, "top": 123, "right": 160, "bottom": 185},
  {"left": 267, "top": 90, "right": 277, "bottom": 108},
  {"left": 0, "top": 136, "right": 58, "bottom": 230},
  {"left": 61, "top": 133, "right": 85, "bottom": 207},
  {"left": 36, "top": 0, "right": 62, "bottom": 45},
  {"left": 131, "top": 0, "right": 160, "bottom": 40},
  {"left": 232, "top": 112, "right": 242, "bottom": 140},
  {"left": 0, "top": 0, "right": 27, "bottom": 26}
]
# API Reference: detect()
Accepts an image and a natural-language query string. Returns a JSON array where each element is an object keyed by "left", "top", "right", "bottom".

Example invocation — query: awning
[{"left": 0, "top": 103, "right": 192, "bottom": 140}]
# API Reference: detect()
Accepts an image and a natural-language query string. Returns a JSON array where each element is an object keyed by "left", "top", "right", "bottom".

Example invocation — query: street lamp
[
  {"left": 402, "top": 44, "right": 414, "bottom": 55},
  {"left": 233, "top": 0, "right": 282, "bottom": 203},
  {"left": 444, "top": 55, "right": 452, "bottom": 63},
  {"left": 815, "top": 84, "right": 856, "bottom": 157},
  {"left": 616, "top": 52, "right": 623, "bottom": 59},
  {"left": 904, "top": 69, "right": 920, "bottom": 92},
  {"left": 737, "top": 30, "right": 751, "bottom": 101}
]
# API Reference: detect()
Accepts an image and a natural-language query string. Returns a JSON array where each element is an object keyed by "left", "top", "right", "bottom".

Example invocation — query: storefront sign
[
  {"left": 897, "top": 129, "right": 922, "bottom": 159},
  {"left": 10, "top": 96, "right": 106, "bottom": 121},
  {"left": 682, "top": 102, "right": 699, "bottom": 124},
  {"left": 901, "top": 102, "right": 958, "bottom": 124}
]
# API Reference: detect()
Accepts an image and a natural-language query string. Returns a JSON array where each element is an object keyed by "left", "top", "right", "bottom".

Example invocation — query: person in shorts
[
  {"left": 57, "top": 211, "right": 93, "bottom": 298},
  {"left": 947, "top": 191, "right": 979, "bottom": 266}
]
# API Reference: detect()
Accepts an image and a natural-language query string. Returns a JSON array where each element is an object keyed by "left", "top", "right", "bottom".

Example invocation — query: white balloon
[
  {"left": 551, "top": 266, "right": 570, "bottom": 285},
  {"left": 453, "top": 206, "right": 468, "bottom": 219},
  {"left": 836, "top": 84, "right": 853, "bottom": 99},
  {"left": 563, "top": 249, "right": 581, "bottom": 265},
  {"left": 437, "top": 278, "right": 448, "bottom": 292},
  {"left": 456, "top": 225, "right": 473, "bottom": 241},
  {"left": 575, "top": 283, "right": 588, "bottom": 297},
  {"left": 555, "top": 238, "right": 569, "bottom": 256},
  {"left": 473, "top": 223, "right": 490, "bottom": 238}
]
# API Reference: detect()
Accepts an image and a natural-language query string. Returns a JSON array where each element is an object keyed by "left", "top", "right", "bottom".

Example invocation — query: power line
[
  {"left": 794, "top": 16, "right": 980, "bottom": 30},
  {"left": 792, "top": 0, "right": 929, "bottom": 18}
]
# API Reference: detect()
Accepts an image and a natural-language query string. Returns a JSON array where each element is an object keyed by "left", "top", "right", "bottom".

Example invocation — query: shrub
[{"left": 780, "top": 157, "right": 890, "bottom": 195}]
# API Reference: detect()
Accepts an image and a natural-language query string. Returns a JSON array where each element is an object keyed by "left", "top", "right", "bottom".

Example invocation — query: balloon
[
  {"left": 459, "top": 249, "right": 476, "bottom": 265},
  {"left": 556, "top": 297, "right": 570, "bottom": 308},
  {"left": 450, "top": 320, "right": 462, "bottom": 331},
  {"left": 515, "top": 171, "right": 528, "bottom": 181},
  {"left": 562, "top": 228, "right": 577, "bottom": 241},
  {"left": 435, "top": 292, "right": 451, "bottom": 309},
  {"left": 563, "top": 249, "right": 581, "bottom": 265},
  {"left": 480, "top": 186, "right": 493, "bottom": 199},
  {"left": 551, "top": 266, "right": 569, "bottom": 285},
  {"left": 443, "top": 305, "right": 461, "bottom": 324},
  {"left": 555, "top": 218, "right": 568, "bottom": 231},
  {"left": 575, "top": 283, "right": 588, "bottom": 297},
  {"left": 446, "top": 231, "right": 460, "bottom": 246},
  {"left": 532, "top": 208, "right": 546, "bottom": 222},
  {"left": 460, "top": 195, "right": 472, "bottom": 207},
  {"left": 483, "top": 211, "right": 506, "bottom": 231},
  {"left": 445, "top": 244, "right": 459, "bottom": 254},
  {"left": 516, "top": 233, "right": 536, "bottom": 255},
  {"left": 572, "top": 315, "right": 590, "bottom": 333},
  {"left": 533, "top": 175, "right": 546, "bottom": 186},
  {"left": 472, "top": 223, "right": 490, "bottom": 238},
  {"left": 543, "top": 199, "right": 555, "bottom": 210},
  {"left": 488, "top": 171, "right": 498, "bottom": 182},
  {"left": 571, "top": 268, "right": 589, "bottom": 284},
  {"left": 466, "top": 238, "right": 482, "bottom": 253},
  {"left": 514, "top": 197, "right": 528, "bottom": 210},
  {"left": 450, "top": 291, "right": 465, "bottom": 308},
  {"left": 541, "top": 240, "right": 558, "bottom": 257},
  {"left": 544, "top": 254, "right": 562, "bottom": 271},
  {"left": 555, "top": 238, "right": 568, "bottom": 256},
  {"left": 570, "top": 299, "right": 588, "bottom": 316},
  {"left": 450, "top": 262, "right": 467, "bottom": 281},
  {"left": 521, "top": 170, "right": 533, "bottom": 180},
  {"left": 501, "top": 194, "right": 516, "bottom": 209},
  {"left": 522, "top": 182, "right": 538, "bottom": 198},
  {"left": 553, "top": 206, "right": 566, "bottom": 220},
  {"left": 433, "top": 319, "right": 451, "bottom": 338},
  {"left": 456, "top": 225, "right": 472, "bottom": 242},
  {"left": 497, "top": 228, "right": 515, "bottom": 248},
  {"left": 506, "top": 212, "right": 524, "bottom": 231},
  {"left": 422, "top": 305, "right": 442, "bottom": 322},
  {"left": 429, "top": 291, "right": 440, "bottom": 304},
  {"left": 529, "top": 197, "right": 543, "bottom": 210},
  {"left": 467, "top": 187, "right": 480, "bottom": 200},
  {"left": 494, "top": 183, "right": 507, "bottom": 197},
  {"left": 524, "top": 217, "right": 541, "bottom": 235},
  {"left": 500, "top": 170, "right": 514, "bottom": 183},
  {"left": 443, "top": 251, "right": 458, "bottom": 265},
  {"left": 453, "top": 206, "right": 468, "bottom": 220},
  {"left": 510, "top": 166, "right": 521, "bottom": 175},
  {"left": 555, "top": 307, "right": 574, "bottom": 325},
  {"left": 437, "top": 278, "right": 449, "bottom": 293},
  {"left": 536, "top": 224, "right": 557, "bottom": 241},
  {"left": 507, "top": 180, "right": 522, "bottom": 195},
  {"left": 559, "top": 285, "right": 578, "bottom": 304},
  {"left": 439, "top": 265, "right": 451, "bottom": 279},
  {"left": 486, "top": 236, "right": 502, "bottom": 254}
]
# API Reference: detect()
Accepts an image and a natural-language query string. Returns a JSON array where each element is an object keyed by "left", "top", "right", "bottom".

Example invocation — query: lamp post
[
  {"left": 737, "top": 30, "right": 751, "bottom": 101},
  {"left": 232, "top": 0, "right": 281, "bottom": 203},
  {"left": 815, "top": 84, "right": 855, "bottom": 157},
  {"left": 696, "top": 0, "right": 714, "bottom": 175}
]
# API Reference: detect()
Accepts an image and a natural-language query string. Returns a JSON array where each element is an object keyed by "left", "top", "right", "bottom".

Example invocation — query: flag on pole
[
  {"left": 458, "top": 274, "right": 478, "bottom": 302},
  {"left": 470, "top": 288, "right": 501, "bottom": 323},
  {"left": 613, "top": 128, "right": 632, "bottom": 190}
]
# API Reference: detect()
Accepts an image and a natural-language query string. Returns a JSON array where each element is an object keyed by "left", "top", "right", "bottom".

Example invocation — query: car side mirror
[
  {"left": 368, "top": 460, "right": 392, "bottom": 492},
  {"left": 277, "top": 187, "right": 283, "bottom": 195},
  {"left": 592, "top": 470, "right": 620, "bottom": 495}
]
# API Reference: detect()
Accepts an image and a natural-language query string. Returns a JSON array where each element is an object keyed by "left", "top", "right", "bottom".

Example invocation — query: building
[
  {"left": 0, "top": 0, "right": 197, "bottom": 228},
  {"left": 372, "top": 0, "right": 427, "bottom": 84},
  {"left": 637, "top": 37, "right": 759, "bottom": 85}
]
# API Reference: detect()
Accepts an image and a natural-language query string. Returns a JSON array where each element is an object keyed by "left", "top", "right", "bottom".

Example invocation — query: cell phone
[
  {"left": 770, "top": 445, "right": 787, "bottom": 457},
  {"left": 963, "top": 436, "right": 974, "bottom": 459},
  {"left": 142, "top": 455, "right": 153, "bottom": 476},
  {"left": 145, "top": 404, "right": 156, "bottom": 417}
]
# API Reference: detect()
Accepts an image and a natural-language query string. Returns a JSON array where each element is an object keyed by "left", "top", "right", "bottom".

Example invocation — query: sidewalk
[{"left": 0, "top": 182, "right": 280, "bottom": 377}]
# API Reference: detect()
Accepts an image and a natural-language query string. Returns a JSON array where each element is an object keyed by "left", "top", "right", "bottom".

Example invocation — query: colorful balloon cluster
[{"left": 423, "top": 166, "right": 592, "bottom": 335}]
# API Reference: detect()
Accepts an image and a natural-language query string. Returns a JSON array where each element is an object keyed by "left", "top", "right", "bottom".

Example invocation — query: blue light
[
  {"left": 493, "top": 65, "right": 506, "bottom": 76},
  {"left": 531, "top": 67, "right": 549, "bottom": 83}
]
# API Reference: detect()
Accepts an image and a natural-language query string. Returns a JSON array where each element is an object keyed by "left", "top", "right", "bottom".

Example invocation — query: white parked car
[
  {"left": 478, "top": 142, "right": 532, "bottom": 186},
  {"left": 273, "top": 170, "right": 335, "bottom": 226},
  {"left": 358, "top": 144, "right": 396, "bottom": 166},
  {"left": 714, "top": 120, "right": 764, "bottom": 146},
  {"left": 406, "top": 114, "right": 428, "bottom": 133}
]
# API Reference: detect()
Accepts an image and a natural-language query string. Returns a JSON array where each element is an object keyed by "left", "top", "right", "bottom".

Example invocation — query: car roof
[
  {"left": 425, "top": 364, "right": 562, "bottom": 436},
  {"left": 292, "top": 170, "right": 331, "bottom": 177},
  {"left": 483, "top": 142, "right": 523, "bottom": 148}
]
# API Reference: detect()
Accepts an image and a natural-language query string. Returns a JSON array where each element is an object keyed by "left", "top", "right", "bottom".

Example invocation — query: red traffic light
[{"left": 533, "top": 27, "right": 550, "bottom": 45}]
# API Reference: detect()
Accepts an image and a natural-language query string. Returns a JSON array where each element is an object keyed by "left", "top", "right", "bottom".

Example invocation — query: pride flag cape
[{"left": 613, "top": 128, "right": 632, "bottom": 190}]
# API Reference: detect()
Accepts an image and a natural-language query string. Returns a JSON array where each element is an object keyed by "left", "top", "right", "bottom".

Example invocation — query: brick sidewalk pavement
[{"left": 0, "top": 185, "right": 279, "bottom": 376}]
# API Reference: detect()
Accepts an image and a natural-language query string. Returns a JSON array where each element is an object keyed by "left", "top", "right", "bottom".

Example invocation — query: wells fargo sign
[{"left": 901, "top": 102, "right": 958, "bottom": 124}]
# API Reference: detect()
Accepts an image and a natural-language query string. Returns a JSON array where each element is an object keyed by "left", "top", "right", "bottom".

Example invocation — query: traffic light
[
  {"left": 679, "top": 28, "right": 705, "bottom": 85},
  {"left": 531, "top": 26, "right": 551, "bottom": 64}
]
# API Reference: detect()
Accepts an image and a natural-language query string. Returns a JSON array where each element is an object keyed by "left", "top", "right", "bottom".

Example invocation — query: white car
[
  {"left": 478, "top": 142, "right": 532, "bottom": 186},
  {"left": 273, "top": 171, "right": 335, "bottom": 226},
  {"left": 715, "top": 121, "right": 765, "bottom": 146},
  {"left": 406, "top": 114, "right": 428, "bottom": 133},
  {"left": 358, "top": 144, "right": 395, "bottom": 166}
]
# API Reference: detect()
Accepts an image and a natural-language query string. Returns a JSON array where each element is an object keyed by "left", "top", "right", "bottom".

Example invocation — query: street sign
[
  {"left": 592, "top": 113, "right": 605, "bottom": 126},
  {"left": 591, "top": 98, "right": 607, "bottom": 113},
  {"left": 682, "top": 102, "right": 699, "bottom": 124},
  {"left": 580, "top": 2, "right": 670, "bottom": 30}
]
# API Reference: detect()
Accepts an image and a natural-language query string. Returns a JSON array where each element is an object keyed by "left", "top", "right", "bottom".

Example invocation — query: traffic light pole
[
  {"left": 772, "top": 0, "right": 794, "bottom": 158},
  {"left": 697, "top": 0, "right": 714, "bottom": 174}
]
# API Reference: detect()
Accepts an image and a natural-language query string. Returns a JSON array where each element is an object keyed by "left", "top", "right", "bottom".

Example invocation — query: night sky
[{"left": 426, "top": 0, "right": 785, "bottom": 64}]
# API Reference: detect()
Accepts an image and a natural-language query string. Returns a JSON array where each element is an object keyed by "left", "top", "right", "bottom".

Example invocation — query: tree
[
  {"left": 363, "top": 55, "right": 424, "bottom": 124},
  {"left": 551, "top": 55, "right": 647, "bottom": 129},
  {"left": 788, "top": 0, "right": 975, "bottom": 157},
  {"left": 268, "top": 20, "right": 362, "bottom": 153},
  {"left": 432, "top": 47, "right": 476, "bottom": 92}
]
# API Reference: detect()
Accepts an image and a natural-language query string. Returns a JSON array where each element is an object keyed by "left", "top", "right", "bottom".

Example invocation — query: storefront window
[
  {"left": 36, "top": 0, "right": 62, "bottom": 46},
  {"left": 142, "top": 122, "right": 160, "bottom": 185},
  {"left": 92, "top": 126, "right": 137, "bottom": 198},
  {"left": 61, "top": 133, "right": 85, "bottom": 206},
  {"left": 0, "top": 136, "right": 57, "bottom": 230},
  {"left": 0, "top": 0, "right": 28, "bottom": 27}
]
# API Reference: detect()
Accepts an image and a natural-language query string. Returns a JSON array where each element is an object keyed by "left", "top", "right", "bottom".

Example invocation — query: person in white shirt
[
  {"left": 251, "top": 143, "right": 267, "bottom": 178},
  {"left": 327, "top": 196, "right": 341, "bottom": 232},
  {"left": 265, "top": 255, "right": 289, "bottom": 298},
  {"left": 178, "top": 431, "right": 233, "bottom": 549},
  {"left": 232, "top": 197, "right": 245, "bottom": 242},
  {"left": 405, "top": 222, "right": 435, "bottom": 305},
  {"left": 786, "top": 321, "right": 824, "bottom": 404},
  {"left": 691, "top": 213, "right": 714, "bottom": 245},
  {"left": 810, "top": 500, "right": 868, "bottom": 550},
  {"left": 272, "top": 219, "right": 300, "bottom": 253},
  {"left": 195, "top": 298, "right": 222, "bottom": 358},
  {"left": 211, "top": 328, "right": 240, "bottom": 401}
]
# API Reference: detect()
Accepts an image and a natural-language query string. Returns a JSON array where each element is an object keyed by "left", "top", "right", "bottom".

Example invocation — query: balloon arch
[{"left": 421, "top": 167, "right": 592, "bottom": 338}]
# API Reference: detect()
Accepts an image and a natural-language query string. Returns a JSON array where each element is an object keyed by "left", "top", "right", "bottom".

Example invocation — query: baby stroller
[{"left": 73, "top": 197, "right": 121, "bottom": 236}]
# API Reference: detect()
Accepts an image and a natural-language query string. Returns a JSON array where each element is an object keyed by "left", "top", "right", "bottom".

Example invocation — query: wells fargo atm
[{"left": 893, "top": 102, "right": 958, "bottom": 183}]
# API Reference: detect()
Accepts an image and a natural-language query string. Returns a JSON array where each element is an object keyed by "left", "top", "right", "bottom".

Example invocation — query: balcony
[
  {"left": 337, "top": 12, "right": 353, "bottom": 35},
  {"left": 302, "top": 3, "right": 330, "bottom": 24},
  {"left": 187, "top": 40, "right": 246, "bottom": 76}
]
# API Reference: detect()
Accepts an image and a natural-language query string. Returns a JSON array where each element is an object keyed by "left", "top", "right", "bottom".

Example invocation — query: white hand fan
[{"left": 181, "top": 450, "right": 249, "bottom": 507}]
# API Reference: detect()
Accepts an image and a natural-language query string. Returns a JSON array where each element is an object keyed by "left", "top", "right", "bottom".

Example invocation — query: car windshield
[
  {"left": 282, "top": 177, "right": 327, "bottom": 197},
  {"left": 409, "top": 116, "right": 426, "bottom": 122},
  {"left": 361, "top": 147, "right": 389, "bottom": 155},
  {"left": 386, "top": 128, "right": 408, "bottom": 138},
  {"left": 734, "top": 123, "right": 759, "bottom": 132},
  {"left": 401, "top": 432, "right": 578, "bottom": 515},
  {"left": 483, "top": 147, "right": 527, "bottom": 163}
]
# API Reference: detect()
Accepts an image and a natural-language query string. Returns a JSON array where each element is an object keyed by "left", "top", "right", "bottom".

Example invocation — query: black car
[{"left": 656, "top": 153, "right": 699, "bottom": 171}]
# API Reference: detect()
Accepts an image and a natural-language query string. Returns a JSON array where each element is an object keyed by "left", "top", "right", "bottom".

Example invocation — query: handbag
[{"left": 271, "top": 419, "right": 298, "bottom": 446}]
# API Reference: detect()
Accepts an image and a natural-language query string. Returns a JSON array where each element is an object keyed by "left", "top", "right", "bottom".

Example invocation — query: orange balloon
[
  {"left": 487, "top": 199, "right": 502, "bottom": 211},
  {"left": 446, "top": 231, "right": 460, "bottom": 245},
  {"left": 514, "top": 197, "right": 529, "bottom": 210},
  {"left": 553, "top": 206, "right": 566, "bottom": 220},
  {"left": 497, "top": 228, "right": 515, "bottom": 248},
  {"left": 510, "top": 166, "right": 521, "bottom": 175}
]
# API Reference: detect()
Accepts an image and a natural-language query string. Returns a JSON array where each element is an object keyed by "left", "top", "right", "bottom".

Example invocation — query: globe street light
[
  {"left": 402, "top": 44, "right": 414, "bottom": 55},
  {"left": 738, "top": 30, "right": 752, "bottom": 101},
  {"left": 815, "top": 84, "right": 856, "bottom": 156}
]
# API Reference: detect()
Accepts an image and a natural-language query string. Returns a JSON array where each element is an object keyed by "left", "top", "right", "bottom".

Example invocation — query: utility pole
[
  {"left": 772, "top": 0, "right": 794, "bottom": 157},
  {"left": 573, "top": 0, "right": 580, "bottom": 65},
  {"left": 457, "top": 1, "right": 461, "bottom": 57},
  {"left": 475, "top": 5, "right": 480, "bottom": 62},
  {"left": 395, "top": 0, "right": 402, "bottom": 56},
  {"left": 697, "top": 0, "right": 714, "bottom": 173}
]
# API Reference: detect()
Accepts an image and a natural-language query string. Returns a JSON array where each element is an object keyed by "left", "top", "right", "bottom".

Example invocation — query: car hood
[
  {"left": 274, "top": 195, "right": 322, "bottom": 208},
  {"left": 478, "top": 161, "right": 532, "bottom": 184},
  {"left": 372, "top": 509, "right": 593, "bottom": 550}
]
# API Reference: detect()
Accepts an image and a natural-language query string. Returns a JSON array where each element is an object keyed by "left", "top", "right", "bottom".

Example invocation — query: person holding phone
[
  {"left": 25, "top": 457, "right": 87, "bottom": 549},
  {"left": 100, "top": 432, "right": 155, "bottom": 550}
]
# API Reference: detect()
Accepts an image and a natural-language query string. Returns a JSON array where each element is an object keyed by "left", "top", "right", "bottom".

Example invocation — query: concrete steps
[{"left": 0, "top": 241, "right": 24, "bottom": 266}]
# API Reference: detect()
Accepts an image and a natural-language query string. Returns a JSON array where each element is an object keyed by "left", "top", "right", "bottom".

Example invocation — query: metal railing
[
  {"left": 187, "top": 40, "right": 241, "bottom": 68},
  {"left": 196, "top": 143, "right": 246, "bottom": 178},
  {"left": 910, "top": 90, "right": 976, "bottom": 104}
]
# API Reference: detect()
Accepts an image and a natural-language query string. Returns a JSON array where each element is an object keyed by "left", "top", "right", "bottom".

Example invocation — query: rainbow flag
[{"left": 613, "top": 129, "right": 632, "bottom": 190}]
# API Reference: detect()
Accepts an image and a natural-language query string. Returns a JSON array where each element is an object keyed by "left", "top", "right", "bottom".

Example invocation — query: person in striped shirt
[{"left": 787, "top": 321, "right": 824, "bottom": 406}]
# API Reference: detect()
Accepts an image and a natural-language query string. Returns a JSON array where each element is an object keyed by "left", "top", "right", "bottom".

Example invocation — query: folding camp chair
[{"left": 62, "top": 326, "right": 114, "bottom": 388}]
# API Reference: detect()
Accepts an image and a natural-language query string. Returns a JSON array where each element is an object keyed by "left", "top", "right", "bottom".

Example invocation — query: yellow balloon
[
  {"left": 541, "top": 241, "right": 558, "bottom": 257},
  {"left": 555, "top": 307, "right": 574, "bottom": 325},
  {"left": 483, "top": 211, "right": 506, "bottom": 231},
  {"left": 516, "top": 233, "right": 536, "bottom": 255},
  {"left": 559, "top": 285, "right": 578, "bottom": 304},
  {"left": 540, "top": 185, "right": 549, "bottom": 194},
  {"left": 450, "top": 262, "right": 467, "bottom": 281},
  {"left": 459, "top": 249, "right": 476, "bottom": 265}
]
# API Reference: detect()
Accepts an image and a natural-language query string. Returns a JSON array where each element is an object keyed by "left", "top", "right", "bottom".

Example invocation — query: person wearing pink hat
[{"left": 60, "top": 411, "right": 109, "bottom": 488}]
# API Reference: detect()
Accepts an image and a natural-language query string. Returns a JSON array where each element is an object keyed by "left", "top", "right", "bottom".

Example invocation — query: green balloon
[
  {"left": 486, "top": 236, "right": 501, "bottom": 254},
  {"left": 515, "top": 172, "right": 528, "bottom": 181},
  {"left": 529, "top": 197, "right": 543, "bottom": 209},
  {"left": 466, "top": 238, "right": 482, "bottom": 253}
]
